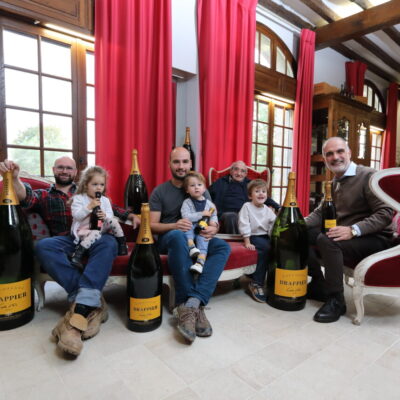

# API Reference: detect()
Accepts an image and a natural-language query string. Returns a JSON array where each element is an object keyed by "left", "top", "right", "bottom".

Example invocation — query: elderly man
[
  {"left": 209, "top": 161, "right": 279, "bottom": 233},
  {"left": 150, "top": 147, "right": 231, "bottom": 343},
  {"left": 306, "top": 137, "right": 394, "bottom": 323},
  {"left": 0, "top": 157, "right": 137, "bottom": 356}
]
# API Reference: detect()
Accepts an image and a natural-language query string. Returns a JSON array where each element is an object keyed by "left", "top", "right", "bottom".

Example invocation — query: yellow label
[
  {"left": 275, "top": 268, "right": 307, "bottom": 298},
  {"left": 129, "top": 295, "right": 161, "bottom": 321},
  {"left": 0, "top": 278, "right": 31, "bottom": 315},
  {"left": 0, "top": 171, "right": 19, "bottom": 205},
  {"left": 324, "top": 219, "right": 337, "bottom": 229}
]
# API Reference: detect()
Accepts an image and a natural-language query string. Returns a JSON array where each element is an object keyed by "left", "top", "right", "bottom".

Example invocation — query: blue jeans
[
  {"left": 184, "top": 227, "right": 209, "bottom": 255},
  {"left": 157, "top": 230, "right": 231, "bottom": 305},
  {"left": 249, "top": 235, "right": 271, "bottom": 285},
  {"left": 35, "top": 234, "right": 117, "bottom": 307}
]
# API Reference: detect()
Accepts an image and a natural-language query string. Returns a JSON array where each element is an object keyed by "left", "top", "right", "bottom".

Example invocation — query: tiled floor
[{"left": 1, "top": 280, "right": 400, "bottom": 400}]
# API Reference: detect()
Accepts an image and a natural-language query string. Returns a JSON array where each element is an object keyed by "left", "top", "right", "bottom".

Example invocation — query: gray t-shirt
[{"left": 149, "top": 180, "right": 211, "bottom": 224}]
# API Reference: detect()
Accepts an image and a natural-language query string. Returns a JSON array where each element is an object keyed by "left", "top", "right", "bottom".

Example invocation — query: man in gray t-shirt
[{"left": 149, "top": 147, "right": 230, "bottom": 343}]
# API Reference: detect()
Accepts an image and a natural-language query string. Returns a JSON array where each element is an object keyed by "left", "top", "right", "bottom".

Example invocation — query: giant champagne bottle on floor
[
  {"left": 0, "top": 171, "right": 34, "bottom": 330},
  {"left": 124, "top": 149, "right": 148, "bottom": 215},
  {"left": 127, "top": 203, "right": 162, "bottom": 332},
  {"left": 266, "top": 172, "right": 308, "bottom": 311},
  {"left": 321, "top": 181, "right": 336, "bottom": 233},
  {"left": 183, "top": 127, "right": 196, "bottom": 170}
]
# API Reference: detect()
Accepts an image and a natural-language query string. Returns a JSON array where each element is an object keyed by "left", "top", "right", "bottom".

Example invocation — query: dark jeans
[
  {"left": 219, "top": 212, "right": 239, "bottom": 234},
  {"left": 249, "top": 235, "right": 271, "bottom": 285},
  {"left": 157, "top": 230, "right": 231, "bottom": 305},
  {"left": 307, "top": 227, "right": 391, "bottom": 294}
]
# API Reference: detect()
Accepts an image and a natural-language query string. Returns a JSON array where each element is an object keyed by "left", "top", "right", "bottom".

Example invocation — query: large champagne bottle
[
  {"left": 0, "top": 171, "right": 34, "bottom": 330},
  {"left": 266, "top": 172, "right": 308, "bottom": 311},
  {"left": 183, "top": 127, "right": 196, "bottom": 170},
  {"left": 127, "top": 203, "right": 162, "bottom": 332},
  {"left": 124, "top": 149, "right": 148, "bottom": 215},
  {"left": 321, "top": 181, "right": 336, "bottom": 233},
  {"left": 89, "top": 191, "right": 102, "bottom": 230}
]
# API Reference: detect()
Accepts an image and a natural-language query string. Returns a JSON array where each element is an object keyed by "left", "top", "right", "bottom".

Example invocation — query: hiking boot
[
  {"left": 82, "top": 297, "right": 109, "bottom": 340},
  {"left": 51, "top": 305, "right": 88, "bottom": 356},
  {"left": 196, "top": 306, "right": 212, "bottom": 337},
  {"left": 173, "top": 304, "right": 197, "bottom": 343},
  {"left": 248, "top": 282, "right": 266, "bottom": 303}
]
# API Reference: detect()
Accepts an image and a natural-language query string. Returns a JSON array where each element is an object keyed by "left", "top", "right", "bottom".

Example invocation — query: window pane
[
  {"left": 41, "top": 39, "right": 71, "bottom": 79},
  {"left": 273, "top": 147, "right": 282, "bottom": 165},
  {"left": 257, "top": 144, "right": 267, "bottom": 165},
  {"left": 371, "top": 147, "right": 376, "bottom": 160},
  {"left": 6, "top": 109, "right": 39, "bottom": 146},
  {"left": 272, "top": 168, "right": 281, "bottom": 186},
  {"left": 286, "top": 61, "right": 294, "bottom": 78},
  {"left": 371, "top": 133, "right": 377, "bottom": 146},
  {"left": 284, "top": 128, "right": 292, "bottom": 147},
  {"left": 8, "top": 148, "right": 40, "bottom": 175},
  {"left": 254, "top": 32, "right": 260, "bottom": 64},
  {"left": 43, "top": 114, "right": 73, "bottom": 149},
  {"left": 87, "top": 153, "right": 96, "bottom": 167},
  {"left": 285, "top": 109, "right": 293, "bottom": 128},
  {"left": 282, "top": 168, "right": 290, "bottom": 187},
  {"left": 42, "top": 77, "right": 72, "bottom": 114},
  {"left": 377, "top": 134, "right": 382, "bottom": 146},
  {"left": 87, "top": 120, "right": 95, "bottom": 152},
  {"left": 252, "top": 122, "right": 257, "bottom": 142},
  {"left": 87, "top": 86, "right": 95, "bottom": 119},
  {"left": 273, "top": 126, "right": 283, "bottom": 146},
  {"left": 363, "top": 85, "right": 367, "bottom": 97},
  {"left": 86, "top": 52, "right": 95, "bottom": 85},
  {"left": 252, "top": 144, "right": 257, "bottom": 164},
  {"left": 257, "top": 123, "right": 268, "bottom": 144},
  {"left": 260, "top": 34, "right": 271, "bottom": 68},
  {"left": 283, "top": 149, "right": 292, "bottom": 167},
  {"left": 44, "top": 151, "right": 73, "bottom": 178},
  {"left": 253, "top": 100, "right": 257, "bottom": 121},
  {"left": 5, "top": 69, "right": 39, "bottom": 109},
  {"left": 272, "top": 188, "right": 281, "bottom": 204},
  {"left": 276, "top": 47, "right": 286, "bottom": 74},
  {"left": 274, "top": 107, "right": 284, "bottom": 125},
  {"left": 258, "top": 101, "right": 269, "bottom": 122},
  {"left": 3, "top": 30, "right": 38, "bottom": 71},
  {"left": 367, "top": 88, "right": 373, "bottom": 106}
]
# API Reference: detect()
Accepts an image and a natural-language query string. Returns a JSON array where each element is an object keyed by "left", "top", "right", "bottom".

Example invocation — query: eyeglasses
[
  {"left": 54, "top": 166, "right": 75, "bottom": 171},
  {"left": 232, "top": 167, "right": 247, "bottom": 174}
]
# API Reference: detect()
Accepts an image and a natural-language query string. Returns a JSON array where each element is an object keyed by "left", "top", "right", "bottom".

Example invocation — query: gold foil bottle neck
[
  {"left": 184, "top": 127, "right": 191, "bottom": 145},
  {"left": 0, "top": 170, "right": 19, "bottom": 205},
  {"left": 136, "top": 203, "right": 154, "bottom": 244},
  {"left": 282, "top": 171, "right": 298, "bottom": 208},
  {"left": 130, "top": 149, "right": 140, "bottom": 175},
  {"left": 324, "top": 181, "right": 333, "bottom": 201}
]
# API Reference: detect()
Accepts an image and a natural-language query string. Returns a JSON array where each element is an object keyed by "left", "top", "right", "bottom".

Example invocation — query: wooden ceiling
[{"left": 258, "top": 0, "right": 400, "bottom": 84}]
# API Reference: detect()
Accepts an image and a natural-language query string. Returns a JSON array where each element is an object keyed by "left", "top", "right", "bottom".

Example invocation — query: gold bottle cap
[{"left": 130, "top": 149, "right": 141, "bottom": 175}]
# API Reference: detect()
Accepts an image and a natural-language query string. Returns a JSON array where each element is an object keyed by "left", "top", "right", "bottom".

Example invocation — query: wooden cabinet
[
  {"left": 310, "top": 93, "right": 374, "bottom": 210},
  {"left": 0, "top": 0, "right": 93, "bottom": 34}
]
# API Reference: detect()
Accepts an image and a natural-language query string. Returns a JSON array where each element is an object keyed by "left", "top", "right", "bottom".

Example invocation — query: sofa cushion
[{"left": 28, "top": 213, "right": 50, "bottom": 243}]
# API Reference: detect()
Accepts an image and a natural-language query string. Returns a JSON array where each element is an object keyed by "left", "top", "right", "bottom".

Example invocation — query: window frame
[
  {"left": 0, "top": 16, "right": 93, "bottom": 177},
  {"left": 363, "top": 79, "right": 385, "bottom": 114}
]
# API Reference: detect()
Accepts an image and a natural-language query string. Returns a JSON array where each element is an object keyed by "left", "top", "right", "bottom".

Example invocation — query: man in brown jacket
[{"left": 306, "top": 137, "right": 394, "bottom": 323}]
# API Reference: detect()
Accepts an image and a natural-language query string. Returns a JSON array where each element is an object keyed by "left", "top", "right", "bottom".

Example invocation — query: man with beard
[
  {"left": 0, "top": 157, "right": 137, "bottom": 356},
  {"left": 305, "top": 137, "right": 394, "bottom": 323},
  {"left": 150, "top": 147, "right": 231, "bottom": 343}
]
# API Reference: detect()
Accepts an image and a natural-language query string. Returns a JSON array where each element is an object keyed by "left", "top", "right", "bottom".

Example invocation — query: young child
[
  {"left": 238, "top": 179, "right": 276, "bottom": 302},
  {"left": 181, "top": 171, "right": 218, "bottom": 274},
  {"left": 70, "top": 165, "right": 128, "bottom": 270}
]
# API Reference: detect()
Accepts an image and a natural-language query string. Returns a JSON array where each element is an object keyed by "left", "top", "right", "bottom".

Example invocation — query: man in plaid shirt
[{"left": 1, "top": 157, "right": 137, "bottom": 357}]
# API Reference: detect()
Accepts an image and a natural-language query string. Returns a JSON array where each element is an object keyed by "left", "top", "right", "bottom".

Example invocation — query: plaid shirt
[{"left": 22, "top": 183, "right": 129, "bottom": 236}]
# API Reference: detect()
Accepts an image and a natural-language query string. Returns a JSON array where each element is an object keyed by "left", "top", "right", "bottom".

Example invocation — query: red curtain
[
  {"left": 95, "top": 0, "right": 173, "bottom": 204},
  {"left": 293, "top": 29, "right": 315, "bottom": 215},
  {"left": 197, "top": 0, "right": 257, "bottom": 174},
  {"left": 345, "top": 61, "right": 367, "bottom": 96},
  {"left": 381, "top": 83, "right": 398, "bottom": 168}
]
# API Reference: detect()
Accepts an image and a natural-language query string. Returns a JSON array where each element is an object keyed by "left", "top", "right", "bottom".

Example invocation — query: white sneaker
[
  {"left": 190, "top": 263, "right": 203, "bottom": 274},
  {"left": 189, "top": 247, "right": 200, "bottom": 258}
]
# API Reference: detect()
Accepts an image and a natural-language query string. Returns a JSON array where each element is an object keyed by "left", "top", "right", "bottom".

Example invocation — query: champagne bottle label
[
  {"left": 136, "top": 203, "right": 154, "bottom": 244},
  {"left": 0, "top": 171, "right": 19, "bottom": 205},
  {"left": 129, "top": 295, "right": 161, "bottom": 321},
  {"left": 130, "top": 149, "right": 140, "bottom": 175},
  {"left": 324, "top": 219, "right": 337, "bottom": 229},
  {"left": 274, "top": 268, "right": 307, "bottom": 298},
  {"left": 0, "top": 278, "right": 32, "bottom": 315}
]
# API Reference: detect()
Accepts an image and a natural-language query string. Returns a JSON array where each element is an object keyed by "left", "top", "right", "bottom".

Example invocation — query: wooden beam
[
  {"left": 299, "top": 0, "right": 340, "bottom": 23},
  {"left": 315, "top": 0, "right": 400, "bottom": 50},
  {"left": 355, "top": 36, "right": 400, "bottom": 72},
  {"left": 348, "top": 0, "right": 373, "bottom": 10},
  {"left": 331, "top": 43, "right": 397, "bottom": 83},
  {"left": 383, "top": 27, "right": 400, "bottom": 46},
  {"left": 258, "top": 0, "right": 313, "bottom": 30}
]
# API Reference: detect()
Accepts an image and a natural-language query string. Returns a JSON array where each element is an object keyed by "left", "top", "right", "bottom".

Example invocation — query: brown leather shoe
[
  {"left": 196, "top": 306, "right": 212, "bottom": 337},
  {"left": 173, "top": 304, "right": 197, "bottom": 343},
  {"left": 82, "top": 296, "right": 109, "bottom": 340},
  {"left": 52, "top": 306, "right": 88, "bottom": 356}
]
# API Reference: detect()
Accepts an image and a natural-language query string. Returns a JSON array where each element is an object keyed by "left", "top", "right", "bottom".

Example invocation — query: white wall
[{"left": 314, "top": 48, "right": 348, "bottom": 87}]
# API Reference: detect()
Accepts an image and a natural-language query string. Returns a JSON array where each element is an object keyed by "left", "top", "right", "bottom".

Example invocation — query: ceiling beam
[
  {"left": 355, "top": 36, "right": 400, "bottom": 72},
  {"left": 348, "top": 0, "right": 373, "bottom": 10},
  {"left": 299, "top": 0, "right": 339, "bottom": 23},
  {"left": 383, "top": 26, "right": 400, "bottom": 46},
  {"left": 332, "top": 43, "right": 397, "bottom": 83},
  {"left": 258, "top": 0, "right": 313, "bottom": 30},
  {"left": 315, "top": 0, "right": 400, "bottom": 50}
]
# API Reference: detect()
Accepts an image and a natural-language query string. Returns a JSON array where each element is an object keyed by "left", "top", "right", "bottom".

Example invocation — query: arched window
[
  {"left": 252, "top": 23, "right": 296, "bottom": 204},
  {"left": 363, "top": 79, "right": 384, "bottom": 113}
]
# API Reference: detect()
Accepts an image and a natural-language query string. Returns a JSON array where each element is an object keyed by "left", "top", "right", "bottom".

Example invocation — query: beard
[
  {"left": 55, "top": 175, "right": 74, "bottom": 186},
  {"left": 171, "top": 170, "right": 187, "bottom": 181}
]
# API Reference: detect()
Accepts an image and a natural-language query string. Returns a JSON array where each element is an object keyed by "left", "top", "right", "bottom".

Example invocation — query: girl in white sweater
[{"left": 238, "top": 179, "right": 276, "bottom": 302}]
